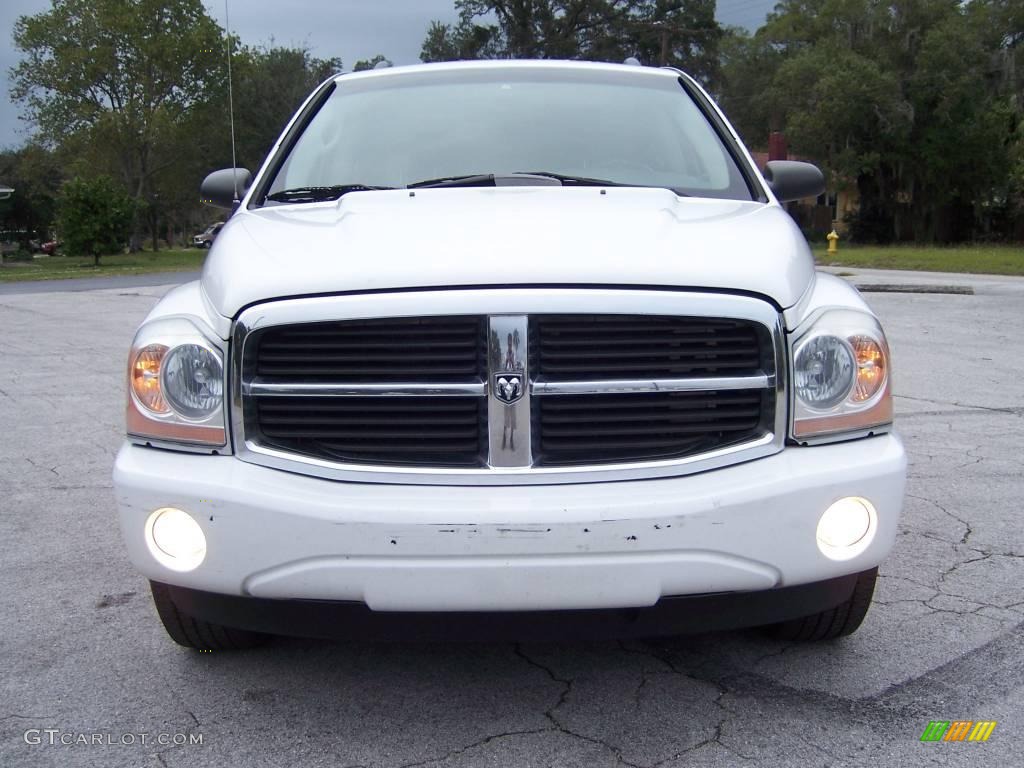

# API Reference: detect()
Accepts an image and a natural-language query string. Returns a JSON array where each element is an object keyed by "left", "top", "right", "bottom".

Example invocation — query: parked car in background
[
  {"left": 192, "top": 222, "right": 224, "bottom": 248},
  {"left": 115, "top": 60, "right": 906, "bottom": 650},
  {"left": 40, "top": 239, "right": 60, "bottom": 255}
]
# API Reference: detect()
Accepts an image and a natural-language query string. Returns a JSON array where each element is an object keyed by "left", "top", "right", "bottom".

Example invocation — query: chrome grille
[
  {"left": 529, "top": 314, "right": 772, "bottom": 465},
  {"left": 233, "top": 290, "right": 785, "bottom": 485},
  {"left": 243, "top": 316, "right": 487, "bottom": 467}
]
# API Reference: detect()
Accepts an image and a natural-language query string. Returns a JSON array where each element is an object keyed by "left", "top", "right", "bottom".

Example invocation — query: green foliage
[
  {"left": 228, "top": 46, "right": 342, "bottom": 172},
  {"left": 721, "top": 0, "right": 1024, "bottom": 243},
  {"left": 9, "top": 0, "right": 1022, "bottom": 247},
  {"left": 420, "top": 1, "right": 724, "bottom": 85},
  {"left": 353, "top": 55, "right": 391, "bottom": 72},
  {"left": 11, "top": 0, "right": 225, "bottom": 249},
  {"left": 625, "top": 0, "right": 722, "bottom": 85},
  {"left": 11, "top": 0, "right": 225, "bottom": 175},
  {"left": 56, "top": 176, "right": 136, "bottom": 265},
  {"left": 0, "top": 144, "right": 61, "bottom": 246},
  {"left": 9, "top": 1, "right": 344, "bottom": 250}
]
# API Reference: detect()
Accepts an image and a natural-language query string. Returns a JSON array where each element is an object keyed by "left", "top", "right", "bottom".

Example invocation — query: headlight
[
  {"left": 791, "top": 310, "right": 893, "bottom": 441},
  {"left": 162, "top": 344, "right": 224, "bottom": 419},
  {"left": 126, "top": 318, "right": 227, "bottom": 447},
  {"left": 794, "top": 335, "right": 855, "bottom": 408}
]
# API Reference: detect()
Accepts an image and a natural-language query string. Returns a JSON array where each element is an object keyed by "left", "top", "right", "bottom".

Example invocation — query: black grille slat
[
  {"left": 254, "top": 316, "right": 486, "bottom": 383},
  {"left": 542, "top": 422, "right": 760, "bottom": 437},
  {"left": 258, "top": 352, "right": 478, "bottom": 362},
  {"left": 539, "top": 359, "right": 758, "bottom": 374},
  {"left": 256, "top": 365, "right": 480, "bottom": 377},
  {"left": 528, "top": 314, "right": 771, "bottom": 465},
  {"left": 540, "top": 334, "right": 756, "bottom": 346},
  {"left": 248, "top": 316, "right": 487, "bottom": 467},
  {"left": 541, "top": 347, "right": 760, "bottom": 360},
  {"left": 533, "top": 390, "right": 770, "bottom": 467},
  {"left": 255, "top": 395, "right": 485, "bottom": 467},
  {"left": 534, "top": 314, "right": 763, "bottom": 380}
]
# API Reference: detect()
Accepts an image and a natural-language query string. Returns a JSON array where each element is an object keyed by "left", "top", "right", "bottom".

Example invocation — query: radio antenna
[{"left": 225, "top": 0, "right": 239, "bottom": 202}]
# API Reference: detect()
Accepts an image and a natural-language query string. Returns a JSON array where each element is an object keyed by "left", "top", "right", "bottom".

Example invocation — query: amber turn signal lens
[
  {"left": 849, "top": 335, "right": 885, "bottom": 402},
  {"left": 132, "top": 344, "right": 169, "bottom": 413}
]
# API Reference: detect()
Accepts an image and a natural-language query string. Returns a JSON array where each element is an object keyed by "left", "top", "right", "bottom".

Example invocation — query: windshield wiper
[
  {"left": 408, "top": 172, "right": 626, "bottom": 189},
  {"left": 516, "top": 171, "right": 630, "bottom": 187},
  {"left": 407, "top": 174, "right": 497, "bottom": 189},
  {"left": 265, "top": 184, "right": 395, "bottom": 203},
  {"left": 519, "top": 171, "right": 689, "bottom": 194},
  {"left": 407, "top": 171, "right": 653, "bottom": 190}
]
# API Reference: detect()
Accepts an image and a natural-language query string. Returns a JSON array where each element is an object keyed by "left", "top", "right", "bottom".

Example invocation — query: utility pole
[{"left": 627, "top": 18, "right": 707, "bottom": 67}]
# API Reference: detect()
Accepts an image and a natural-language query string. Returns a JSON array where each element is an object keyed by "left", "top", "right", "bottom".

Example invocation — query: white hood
[{"left": 202, "top": 187, "right": 815, "bottom": 318}]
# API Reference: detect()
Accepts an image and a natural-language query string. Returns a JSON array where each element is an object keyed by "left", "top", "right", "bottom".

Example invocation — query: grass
[
  {"left": 814, "top": 243, "right": 1024, "bottom": 276},
  {"left": 0, "top": 248, "right": 206, "bottom": 283}
]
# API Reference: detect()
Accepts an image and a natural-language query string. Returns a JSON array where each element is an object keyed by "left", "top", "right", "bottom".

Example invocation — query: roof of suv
[{"left": 334, "top": 59, "right": 686, "bottom": 85}]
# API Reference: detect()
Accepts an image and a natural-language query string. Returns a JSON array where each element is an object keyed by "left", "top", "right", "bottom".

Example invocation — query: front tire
[
  {"left": 150, "top": 581, "right": 269, "bottom": 650},
  {"left": 764, "top": 567, "right": 877, "bottom": 641}
]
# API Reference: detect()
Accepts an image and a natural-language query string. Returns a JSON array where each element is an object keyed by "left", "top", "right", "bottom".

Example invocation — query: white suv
[{"left": 114, "top": 61, "right": 905, "bottom": 649}]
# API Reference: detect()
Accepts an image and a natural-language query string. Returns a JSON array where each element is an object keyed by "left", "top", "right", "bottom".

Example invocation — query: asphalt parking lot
[{"left": 1, "top": 273, "right": 1022, "bottom": 768}]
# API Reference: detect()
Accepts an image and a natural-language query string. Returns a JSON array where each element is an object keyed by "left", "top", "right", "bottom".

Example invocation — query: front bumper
[
  {"left": 114, "top": 434, "right": 906, "bottom": 613},
  {"left": 160, "top": 573, "right": 864, "bottom": 641}
]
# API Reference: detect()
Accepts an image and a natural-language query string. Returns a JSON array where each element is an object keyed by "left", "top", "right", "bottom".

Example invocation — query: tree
[
  {"left": 421, "top": 19, "right": 492, "bottom": 61},
  {"left": 57, "top": 176, "right": 136, "bottom": 265},
  {"left": 11, "top": 0, "right": 226, "bottom": 249},
  {"left": 139, "top": 44, "right": 343, "bottom": 248},
  {"left": 227, "top": 46, "right": 343, "bottom": 173},
  {"left": 619, "top": 1, "right": 723, "bottom": 85},
  {"left": 0, "top": 144, "right": 62, "bottom": 248},
  {"left": 420, "top": 1, "right": 724, "bottom": 86},
  {"left": 720, "top": 0, "right": 1022, "bottom": 242},
  {"left": 353, "top": 55, "right": 391, "bottom": 72}
]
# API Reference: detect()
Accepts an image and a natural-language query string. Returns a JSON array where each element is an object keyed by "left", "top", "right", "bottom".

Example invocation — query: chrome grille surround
[{"left": 231, "top": 289, "right": 786, "bottom": 485}]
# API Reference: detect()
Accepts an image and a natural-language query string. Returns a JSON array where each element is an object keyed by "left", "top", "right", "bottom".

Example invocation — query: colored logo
[{"left": 920, "top": 721, "right": 997, "bottom": 742}]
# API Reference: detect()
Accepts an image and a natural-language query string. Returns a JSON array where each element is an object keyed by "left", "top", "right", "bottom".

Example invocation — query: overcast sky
[{"left": 0, "top": 0, "right": 773, "bottom": 150}]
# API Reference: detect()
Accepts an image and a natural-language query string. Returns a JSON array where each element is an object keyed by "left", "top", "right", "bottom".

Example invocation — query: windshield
[{"left": 263, "top": 68, "right": 753, "bottom": 202}]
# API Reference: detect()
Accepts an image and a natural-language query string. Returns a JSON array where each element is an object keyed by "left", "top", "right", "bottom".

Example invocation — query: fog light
[
  {"left": 144, "top": 507, "right": 206, "bottom": 572},
  {"left": 816, "top": 497, "right": 877, "bottom": 561}
]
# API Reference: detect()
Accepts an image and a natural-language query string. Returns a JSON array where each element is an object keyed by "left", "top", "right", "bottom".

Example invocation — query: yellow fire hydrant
[{"left": 826, "top": 228, "right": 839, "bottom": 254}]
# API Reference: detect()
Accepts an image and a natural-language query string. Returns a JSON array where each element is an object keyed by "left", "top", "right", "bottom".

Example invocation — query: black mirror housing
[
  {"left": 763, "top": 161, "right": 826, "bottom": 203},
  {"left": 200, "top": 168, "right": 252, "bottom": 210}
]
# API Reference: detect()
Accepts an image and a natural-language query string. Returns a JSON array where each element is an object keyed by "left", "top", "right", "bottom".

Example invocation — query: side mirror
[
  {"left": 763, "top": 161, "right": 825, "bottom": 203},
  {"left": 200, "top": 168, "right": 252, "bottom": 210}
]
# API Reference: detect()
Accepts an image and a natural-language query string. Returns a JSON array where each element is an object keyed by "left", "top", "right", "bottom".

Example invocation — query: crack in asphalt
[
  {"left": 557, "top": 640, "right": 761, "bottom": 767},
  {"left": 512, "top": 644, "right": 653, "bottom": 768},
  {"left": 615, "top": 641, "right": 764, "bottom": 764},
  {"left": 938, "top": 552, "right": 993, "bottom": 586},
  {"left": 393, "top": 727, "right": 551, "bottom": 768},
  {"left": 895, "top": 394, "right": 1024, "bottom": 416},
  {"left": 906, "top": 493, "right": 973, "bottom": 545}
]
